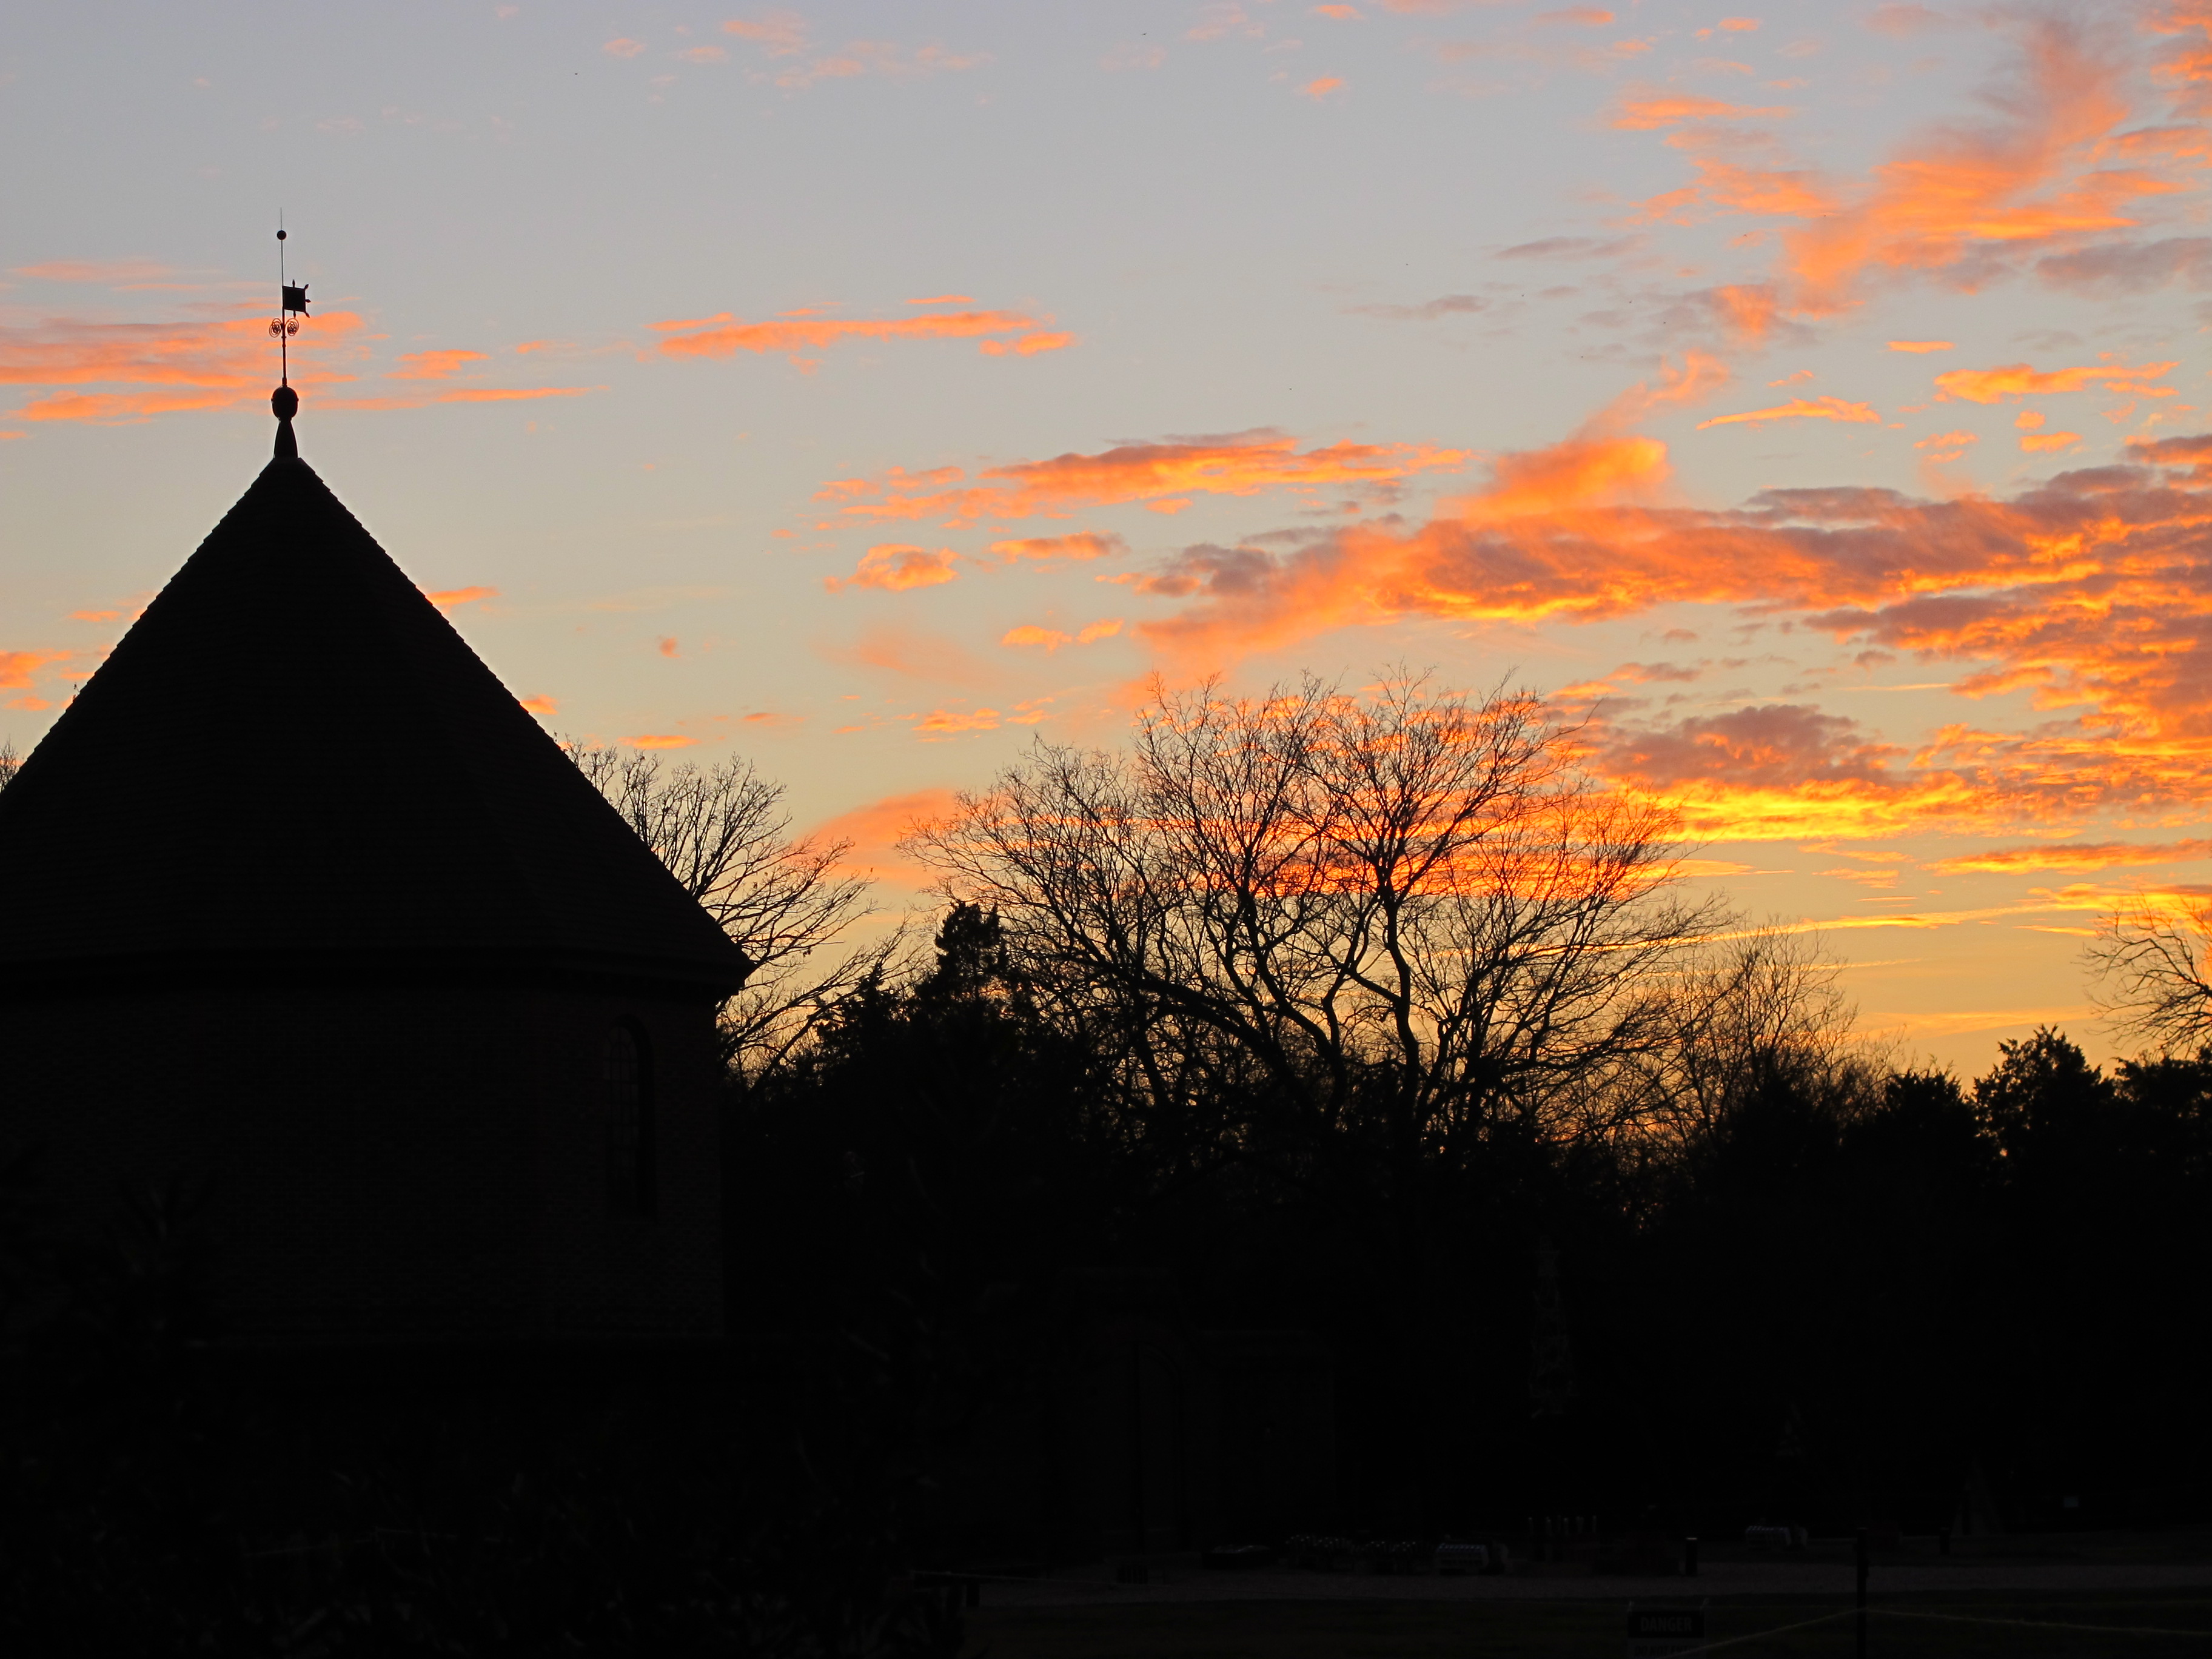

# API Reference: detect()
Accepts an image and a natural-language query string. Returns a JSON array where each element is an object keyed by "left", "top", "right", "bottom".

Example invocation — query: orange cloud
[
  {"left": 913, "top": 706, "right": 1003, "bottom": 735},
  {"left": 1888, "top": 340, "right": 1954, "bottom": 353},
  {"left": 2151, "top": 2, "right": 2212, "bottom": 116},
  {"left": 1914, "top": 429, "right": 1978, "bottom": 462},
  {"left": 603, "top": 38, "right": 646, "bottom": 57},
  {"left": 1313, "top": 3, "right": 1364, "bottom": 16},
  {"left": 423, "top": 586, "right": 497, "bottom": 609},
  {"left": 15, "top": 389, "right": 244, "bottom": 424},
  {"left": 1, "top": 308, "right": 368, "bottom": 423},
  {"left": 1534, "top": 8, "right": 1615, "bottom": 24},
  {"left": 1934, "top": 359, "right": 2176, "bottom": 403},
  {"left": 809, "top": 786, "right": 962, "bottom": 885},
  {"left": 1610, "top": 91, "right": 1795, "bottom": 129},
  {"left": 2019, "top": 431, "right": 2080, "bottom": 453},
  {"left": 830, "top": 544, "right": 960, "bottom": 592},
  {"left": 987, "top": 531, "right": 1127, "bottom": 565},
  {"left": 0, "top": 650, "right": 67, "bottom": 690},
  {"left": 1001, "top": 618, "right": 1124, "bottom": 652},
  {"left": 976, "top": 331, "right": 1076, "bottom": 357},
  {"left": 1626, "top": 16, "right": 2196, "bottom": 314},
  {"left": 1696, "top": 395, "right": 1880, "bottom": 430},
  {"left": 1705, "top": 284, "right": 1783, "bottom": 340},
  {"left": 1111, "top": 396, "right": 2212, "bottom": 841},
  {"left": 653, "top": 306, "right": 1053, "bottom": 361},
  {"left": 1932, "top": 839, "right": 2212, "bottom": 874},
  {"left": 819, "top": 430, "right": 1470, "bottom": 524},
  {"left": 518, "top": 695, "right": 558, "bottom": 717},
  {"left": 1302, "top": 76, "right": 1346, "bottom": 99},
  {"left": 628, "top": 734, "right": 698, "bottom": 749},
  {"left": 389, "top": 349, "right": 489, "bottom": 381}
]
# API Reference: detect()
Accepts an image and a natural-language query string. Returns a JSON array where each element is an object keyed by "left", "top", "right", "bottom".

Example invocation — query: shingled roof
[{"left": 0, "top": 451, "right": 749, "bottom": 993}]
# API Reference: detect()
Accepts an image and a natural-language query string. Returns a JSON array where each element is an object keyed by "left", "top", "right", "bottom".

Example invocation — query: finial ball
[
  {"left": 276, "top": 229, "right": 287, "bottom": 241},
  {"left": 272, "top": 384, "right": 299, "bottom": 420}
]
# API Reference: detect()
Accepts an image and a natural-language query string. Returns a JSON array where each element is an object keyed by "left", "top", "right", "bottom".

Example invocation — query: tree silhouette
[
  {"left": 2088, "top": 895, "right": 2212, "bottom": 1057},
  {"left": 571, "top": 740, "right": 900, "bottom": 1082}
]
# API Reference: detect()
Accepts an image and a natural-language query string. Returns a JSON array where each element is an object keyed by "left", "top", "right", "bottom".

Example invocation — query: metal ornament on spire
[{"left": 268, "top": 219, "right": 309, "bottom": 458}]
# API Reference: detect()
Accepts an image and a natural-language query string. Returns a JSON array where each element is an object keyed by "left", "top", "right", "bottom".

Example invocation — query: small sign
[{"left": 1627, "top": 1606, "right": 1706, "bottom": 1657}]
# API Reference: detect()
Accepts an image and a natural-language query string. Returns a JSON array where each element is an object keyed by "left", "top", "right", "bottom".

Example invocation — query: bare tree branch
[
  {"left": 568, "top": 741, "right": 900, "bottom": 1084},
  {"left": 902, "top": 670, "right": 1726, "bottom": 1171},
  {"left": 2088, "top": 895, "right": 2212, "bottom": 1056}
]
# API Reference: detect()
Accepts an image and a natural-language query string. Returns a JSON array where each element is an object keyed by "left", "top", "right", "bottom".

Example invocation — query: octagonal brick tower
[{"left": 0, "top": 416, "right": 749, "bottom": 1339}]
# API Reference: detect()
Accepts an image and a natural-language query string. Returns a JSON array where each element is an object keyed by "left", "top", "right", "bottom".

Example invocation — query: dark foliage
[
  {"left": 0, "top": 1179, "right": 968, "bottom": 1657},
  {"left": 735, "top": 907, "right": 2212, "bottom": 1541},
  {"left": 16, "top": 901, "right": 2212, "bottom": 1634}
]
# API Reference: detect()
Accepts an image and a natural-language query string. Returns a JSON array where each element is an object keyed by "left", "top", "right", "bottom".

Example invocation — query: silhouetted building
[{"left": 0, "top": 409, "right": 748, "bottom": 1338}]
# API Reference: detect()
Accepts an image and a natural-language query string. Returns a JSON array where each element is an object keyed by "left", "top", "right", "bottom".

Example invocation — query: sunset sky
[{"left": 7, "top": 0, "right": 2212, "bottom": 1068}]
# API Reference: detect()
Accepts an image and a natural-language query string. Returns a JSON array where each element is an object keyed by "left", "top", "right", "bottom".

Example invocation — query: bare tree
[
  {"left": 1606, "top": 925, "right": 1873, "bottom": 1154},
  {"left": 904, "top": 672, "right": 1721, "bottom": 1174},
  {"left": 571, "top": 743, "right": 899, "bottom": 1082},
  {"left": 2087, "top": 894, "right": 2212, "bottom": 1056},
  {"left": 0, "top": 743, "right": 18, "bottom": 791}
]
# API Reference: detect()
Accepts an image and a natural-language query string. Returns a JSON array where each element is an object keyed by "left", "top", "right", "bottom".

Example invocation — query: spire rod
[{"left": 269, "top": 215, "right": 310, "bottom": 458}]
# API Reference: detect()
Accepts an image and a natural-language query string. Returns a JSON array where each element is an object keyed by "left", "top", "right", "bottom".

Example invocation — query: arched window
[{"left": 602, "top": 1021, "right": 655, "bottom": 1218}]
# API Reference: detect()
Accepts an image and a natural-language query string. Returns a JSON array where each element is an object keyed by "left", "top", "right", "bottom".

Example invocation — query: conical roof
[{"left": 0, "top": 453, "right": 748, "bottom": 993}]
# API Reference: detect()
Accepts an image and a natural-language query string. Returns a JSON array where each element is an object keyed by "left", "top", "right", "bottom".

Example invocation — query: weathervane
[{"left": 268, "top": 216, "right": 309, "bottom": 458}]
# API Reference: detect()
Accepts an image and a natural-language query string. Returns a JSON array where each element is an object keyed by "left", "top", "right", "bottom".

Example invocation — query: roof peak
[{"left": 0, "top": 457, "right": 748, "bottom": 992}]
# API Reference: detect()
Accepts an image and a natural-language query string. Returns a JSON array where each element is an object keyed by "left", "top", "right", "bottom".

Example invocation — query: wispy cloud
[
  {"left": 1932, "top": 840, "right": 2212, "bottom": 874},
  {"left": 1933, "top": 358, "right": 2176, "bottom": 403},
  {"left": 1623, "top": 14, "right": 2199, "bottom": 316},
  {"left": 423, "top": 585, "right": 497, "bottom": 609},
  {"left": 1696, "top": 395, "right": 1880, "bottom": 429},
  {"left": 389, "top": 349, "right": 489, "bottom": 381},
  {"left": 719, "top": 10, "right": 989, "bottom": 89},
  {"left": 653, "top": 304, "right": 1064, "bottom": 364},
  {"left": 817, "top": 430, "right": 1469, "bottom": 524}
]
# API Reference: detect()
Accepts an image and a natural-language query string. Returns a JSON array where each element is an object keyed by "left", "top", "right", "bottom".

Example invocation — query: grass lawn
[{"left": 961, "top": 1590, "right": 2212, "bottom": 1657}]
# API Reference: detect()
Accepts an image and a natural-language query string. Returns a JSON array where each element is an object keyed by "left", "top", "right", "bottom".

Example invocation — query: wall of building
[{"left": 0, "top": 971, "right": 725, "bottom": 1337}]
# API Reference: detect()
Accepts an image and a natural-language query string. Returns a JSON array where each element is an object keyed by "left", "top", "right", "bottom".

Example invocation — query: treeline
[
  {"left": 719, "top": 675, "right": 2212, "bottom": 1541},
  {"left": 740, "top": 908, "right": 2212, "bottom": 1541}
]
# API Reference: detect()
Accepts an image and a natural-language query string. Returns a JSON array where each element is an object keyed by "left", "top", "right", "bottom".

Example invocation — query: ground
[{"left": 955, "top": 1532, "right": 2212, "bottom": 1657}]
